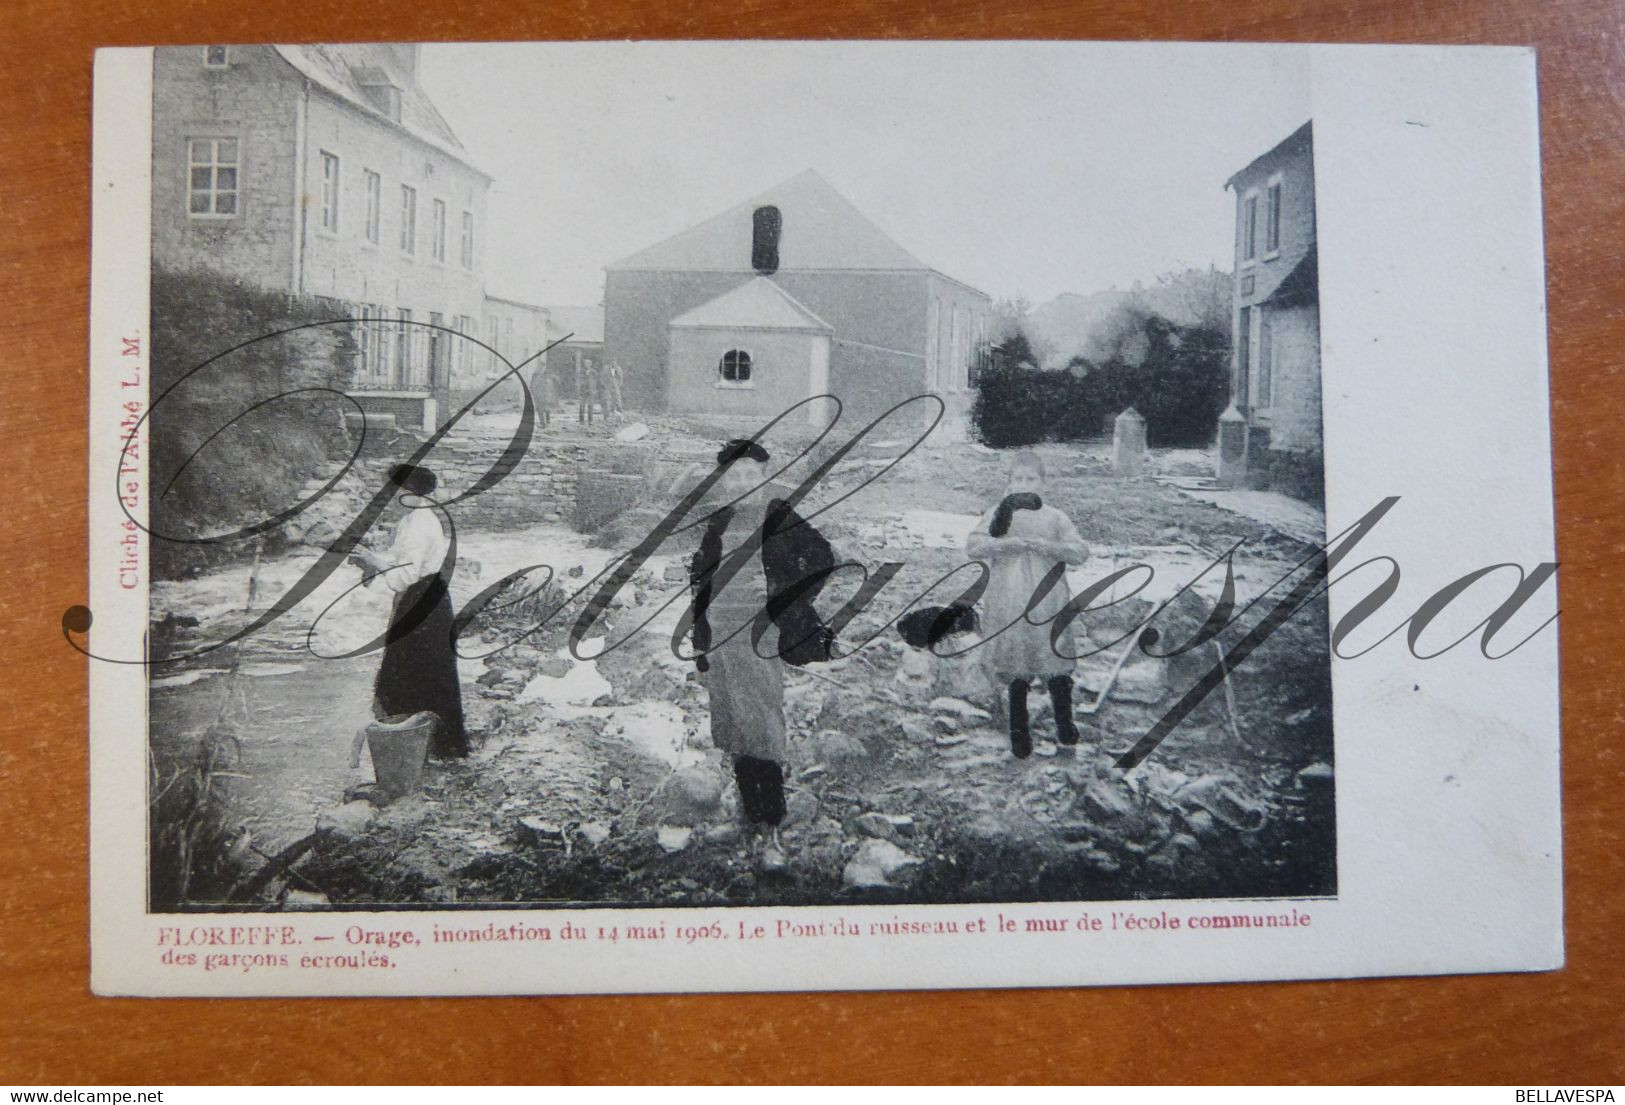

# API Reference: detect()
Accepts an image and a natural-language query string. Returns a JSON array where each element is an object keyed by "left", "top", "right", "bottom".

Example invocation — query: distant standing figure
[
  {"left": 577, "top": 357, "right": 601, "bottom": 425},
  {"left": 350, "top": 464, "right": 469, "bottom": 760},
  {"left": 528, "top": 363, "right": 553, "bottom": 428},
  {"left": 965, "top": 450, "right": 1089, "bottom": 759},
  {"left": 605, "top": 360, "right": 626, "bottom": 414}
]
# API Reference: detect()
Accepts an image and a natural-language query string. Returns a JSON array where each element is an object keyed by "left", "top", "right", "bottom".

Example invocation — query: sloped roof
[
  {"left": 543, "top": 305, "right": 606, "bottom": 344},
  {"left": 608, "top": 170, "right": 930, "bottom": 273},
  {"left": 1225, "top": 120, "right": 1313, "bottom": 191},
  {"left": 670, "top": 277, "right": 833, "bottom": 332},
  {"left": 273, "top": 45, "right": 490, "bottom": 179},
  {"left": 1262, "top": 246, "right": 1318, "bottom": 307}
]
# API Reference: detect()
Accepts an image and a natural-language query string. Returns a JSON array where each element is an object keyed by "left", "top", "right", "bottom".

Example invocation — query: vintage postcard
[{"left": 85, "top": 41, "right": 1560, "bottom": 996}]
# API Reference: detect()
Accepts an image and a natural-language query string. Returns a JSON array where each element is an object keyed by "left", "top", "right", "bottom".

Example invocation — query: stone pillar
[
  {"left": 1112, "top": 407, "right": 1147, "bottom": 476},
  {"left": 1216, "top": 403, "right": 1248, "bottom": 485}
]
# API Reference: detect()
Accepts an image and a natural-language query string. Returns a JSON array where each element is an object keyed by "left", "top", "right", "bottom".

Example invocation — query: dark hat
[{"left": 389, "top": 464, "right": 437, "bottom": 497}]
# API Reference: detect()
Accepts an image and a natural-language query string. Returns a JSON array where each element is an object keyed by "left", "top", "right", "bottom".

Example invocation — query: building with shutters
[
  {"left": 151, "top": 44, "right": 497, "bottom": 430},
  {"left": 1218, "top": 120, "right": 1324, "bottom": 500},
  {"left": 602, "top": 170, "right": 991, "bottom": 428}
]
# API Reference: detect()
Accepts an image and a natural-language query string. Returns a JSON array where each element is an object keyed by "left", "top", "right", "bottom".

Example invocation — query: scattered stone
[
  {"left": 900, "top": 718, "right": 938, "bottom": 744},
  {"left": 567, "top": 564, "right": 585, "bottom": 578},
  {"left": 883, "top": 814, "right": 916, "bottom": 837},
  {"left": 516, "top": 816, "right": 567, "bottom": 848},
  {"left": 1296, "top": 762, "right": 1334, "bottom": 788},
  {"left": 316, "top": 800, "right": 376, "bottom": 839},
  {"left": 842, "top": 839, "right": 921, "bottom": 888},
  {"left": 281, "top": 889, "right": 332, "bottom": 911},
  {"left": 811, "top": 729, "right": 868, "bottom": 762},
  {"left": 933, "top": 715, "right": 960, "bottom": 733},
  {"left": 663, "top": 564, "right": 688, "bottom": 584},
  {"left": 929, "top": 697, "right": 993, "bottom": 722},
  {"left": 577, "top": 821, "right": 612, "bottom": 847},
  {"left": 854, "top": 811, "right": 900, "bottom": 843},
  {"left": 784, "top": 788, "right": 820, "bottom": 827},
  {"left": 1177, "top": 775, "right": 1268, "bottom": 831},
  {"left": 537, "top": 657, "right": 574, "bottom": 679},
  {"left": 1285, "top": 707, "right": 1317, "bottom": 726},
  {"left": 933, "top": 733, "right": 968, "bottom": 748},
  {"left": 614, "top": 421, "right": 651, "bottom": 442},
  {"left": 656, "top": 826, "right": 693, "bottom": 853},
  {"left": 703, "top": 824, "right": 741, "bottom": 845},
  {"left": 654, "top": 766, "right": 725, "bottom": 826}
]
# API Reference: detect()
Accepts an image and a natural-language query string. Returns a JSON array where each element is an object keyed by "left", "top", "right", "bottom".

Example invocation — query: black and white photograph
[
  {"left": 83, "top": 39, "right": 1561, "bottom": 996},
  {"left": 138, "top": 42, "right": 1336, "bottom": 914}
]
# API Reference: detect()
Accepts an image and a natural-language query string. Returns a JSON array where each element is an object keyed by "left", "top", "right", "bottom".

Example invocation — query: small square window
[{"left": 204, "top": 46, "right": 229, "bottom": 68}]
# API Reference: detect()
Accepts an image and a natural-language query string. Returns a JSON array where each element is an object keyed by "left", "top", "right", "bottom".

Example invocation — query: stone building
[
  {"left": 1217, "top": 120, "right": 1324, "bottom": 500},
  {"left": 602, "top": 170, "right": 991, "bottom": 427},
  {"left": 476, "top": 295, "right": 550, "bottom": 383},
  {"left": 151, "top": 44, "right": 492, "bottom": 430}
]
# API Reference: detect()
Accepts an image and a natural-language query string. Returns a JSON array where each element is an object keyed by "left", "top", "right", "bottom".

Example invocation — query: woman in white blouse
[{"left": 350, "top": 464, "right": 469, "bottom": 759}]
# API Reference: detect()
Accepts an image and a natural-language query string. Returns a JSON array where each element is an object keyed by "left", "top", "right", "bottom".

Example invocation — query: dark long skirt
[{"left": 374, "top": 573, "right": 469, "bottom": 759}]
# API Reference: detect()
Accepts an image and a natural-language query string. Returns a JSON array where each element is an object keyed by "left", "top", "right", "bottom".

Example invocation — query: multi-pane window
[
  {"left": 399, "top": 185, "right": 417, "bottom": 253},
  {"left": 397, "top": 308, "right": 414, "bottom": 380},
  {"left": 186, "top": 138, "right": 239, "bottom": 217},
  {"left": 363, "top": 170, "right": 381, "bottom": 244},
  {"left": 319, "top": 152, "right": 340, "bottom": 232},
  {"left": 719, "top": 349, "right": 753, "bottom": 385},
  {"left": 1242, "top": 193, "right": 1258, "bottom": 261},
  {"left": 375, "top": 304, "right": 393, "bottom": 382},
  {"left": 431, "top": 199, "right": 447, "bottom": 262},
  {"left": 460, "top": 211, "right": 474, "bottom": 269},
  {"left": 203, "top": 46, "right": 229, "bottom": 68},
  {"left": 357, "top": 305, "right": 372, "bottom": 376},
  {"left": 1266, "top": 180, "right": 1282, "bottom": 255}
]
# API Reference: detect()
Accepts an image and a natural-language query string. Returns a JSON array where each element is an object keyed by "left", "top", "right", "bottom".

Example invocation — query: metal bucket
[{"left": 365, "top": 711, "right": 438, "bottom": 802}]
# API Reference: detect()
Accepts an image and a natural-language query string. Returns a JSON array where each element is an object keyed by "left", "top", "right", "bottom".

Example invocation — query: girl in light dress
[{"left": 964, "top": 450, "right": 1089, "bottom": 759}]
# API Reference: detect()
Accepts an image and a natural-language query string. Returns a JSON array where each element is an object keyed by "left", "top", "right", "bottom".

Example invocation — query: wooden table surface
[{"left": 2, "top": 0, "right": 1620, "bottom": 1086}]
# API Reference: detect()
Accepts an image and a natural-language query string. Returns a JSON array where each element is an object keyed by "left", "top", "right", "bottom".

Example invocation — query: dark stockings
[
  {"left": 1008, "top": 676, "right": 1080, "bottom": 759},
  {"left": 733, "top": 755, "right": 786, "bottom": 826}
]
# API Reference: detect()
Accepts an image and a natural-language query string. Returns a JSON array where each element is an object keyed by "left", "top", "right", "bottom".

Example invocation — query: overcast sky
[{"left": 418, "top": 41, "right": 1310, "bottom": 308}]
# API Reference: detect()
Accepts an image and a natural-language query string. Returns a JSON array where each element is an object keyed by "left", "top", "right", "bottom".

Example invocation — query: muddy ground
[{"left": 151, "top": 418, "right": 1335, "bottom": 911}]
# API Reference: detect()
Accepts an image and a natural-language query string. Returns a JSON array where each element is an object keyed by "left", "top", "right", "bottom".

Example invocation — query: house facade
[
  {"left": 151, "top": 44, "right": 492, "bottom": 430},
  {"left": 476, "top": 295, "right": 550, "bottom": 384},
  {"left": 602, "top": 170, "right": 991, "bottom": 428},
  {"left": 1218, "top": 120, "right": 1324, "bottom": 500},
  {"left": 541, "top": 305, "right": 606, "bottom": 399}
]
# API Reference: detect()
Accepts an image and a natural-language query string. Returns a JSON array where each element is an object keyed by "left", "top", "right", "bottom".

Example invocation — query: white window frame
[
  {"left": 431, "top": 199, "right": 447, "bottom": 263},
  {"left": 318, "top": 151, "right": 340, "bottom": 234},
  {"left": 362, "top": 170, "right": 381, "bottom": 245},
  {"left": 203, "top": 46, "right": 230, "bottom": 68},
  {"left": 460, "top": 211, "right": 475, "bottom": 270},
  {"left": 399, "top": 185, "right": 417, "bottom": 254},
  {"left": 186, "top": 136, "right": 240, "bottom": 219},
  {"left": 1241, "top": 188, "right": 1260, "bottom": 266},
  {"left": 717, "top": 349, "right": 755, "bottom": 389},
  {"left": 1264, "top": 173, "right": 1283, "bottom": 259}
]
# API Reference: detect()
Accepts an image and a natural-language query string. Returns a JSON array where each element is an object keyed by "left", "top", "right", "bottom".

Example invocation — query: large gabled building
[
  {"left": 602, "top": 170, "right": 991, "bottom": 427},
  {"left": 152, "top": 44, "right": 494, "bottom": 429}
]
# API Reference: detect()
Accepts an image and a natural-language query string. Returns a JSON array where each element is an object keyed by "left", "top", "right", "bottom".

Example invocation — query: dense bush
[
  {"left": 149, "top": 266, "right": 355, "bottom": 570},
  {"left": 972, "top": 311, "right": 1230, "bottom": 450}
]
